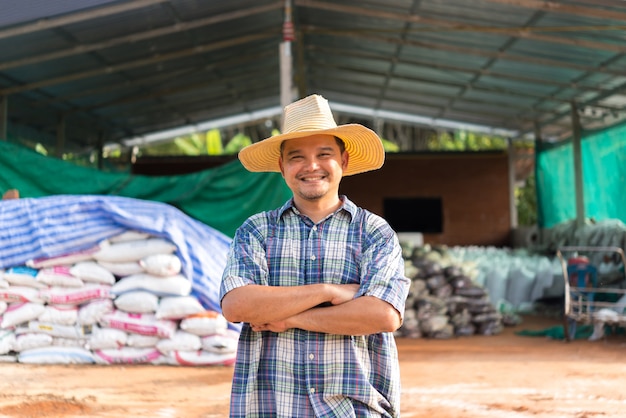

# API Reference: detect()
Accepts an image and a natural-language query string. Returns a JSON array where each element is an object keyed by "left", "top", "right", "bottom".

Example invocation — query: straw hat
[{"left": 238, "top": 94, "right": 385, "bottom": 176}]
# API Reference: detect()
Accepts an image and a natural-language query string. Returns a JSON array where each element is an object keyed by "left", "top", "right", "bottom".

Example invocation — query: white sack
[
  {"left": 93, "top": 238, "right": 176, "bottom": 263},
  {"left": 93, "top": 347, "right": 162, "bottom": 365},
  {"left": 1, "top": 302, "right": 46, "bottom": 328},
  {"left": 156, "top": 330, "right": 201, "bottom": 355},
  {"left": 114, "top": 291, "right": 159, "bottom": 314},
  {"left": 140, "top": 254, "right": 182, "bottom": 277},
  {"left": 13, "top": 333, "right": 54, "bottom": 352},
  {"left": 77, "top": 299, "right": 114, "bottom": 326},
  {"left": 69, "top": 262, "right": 116, "bottom": 285},
  {"left": 36, "top": 266, "right": 84, "bottom": 288},
  {"left": 19, "top": 346, "right": 95, "bottom": 364},
  {"left": 156, "top": 296, "right": 204, "bottom": 320},
  {"left": 111, "top": 274, "right": 191, "bottom": 297}
]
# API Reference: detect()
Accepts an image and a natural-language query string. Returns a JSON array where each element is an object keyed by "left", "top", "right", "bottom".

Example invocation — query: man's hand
[
  {"left": 328, "top": 283, "right": 360, "bottom": 305},
  {"left": 250, "top": 320, "right": 288, "bottom": 333}
]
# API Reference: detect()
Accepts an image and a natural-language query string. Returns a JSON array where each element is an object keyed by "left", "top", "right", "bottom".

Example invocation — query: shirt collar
[{"left": 278, "top": 195, "right": 357, "bottom": 223}]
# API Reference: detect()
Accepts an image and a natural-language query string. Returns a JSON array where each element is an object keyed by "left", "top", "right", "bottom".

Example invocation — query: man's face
[{"left": 279, "top": 134, "right": 348, "bottom": 202}]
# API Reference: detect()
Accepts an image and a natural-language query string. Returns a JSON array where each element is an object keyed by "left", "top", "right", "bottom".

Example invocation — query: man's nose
[{"left": 303, "top": 157, "right": 320, "bottom": 170}]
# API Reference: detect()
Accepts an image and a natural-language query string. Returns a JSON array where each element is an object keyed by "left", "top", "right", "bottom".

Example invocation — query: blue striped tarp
[{"left": 0, "top": 194, "right": 233, "bottom": 319}]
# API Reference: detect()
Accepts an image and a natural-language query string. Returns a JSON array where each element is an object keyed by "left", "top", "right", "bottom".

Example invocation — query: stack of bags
[
  {"left": 397, "top": 243, "right": 506, "bottom": 339},
  {"left": 0, "top": 230, "right": 238, "bottom": 365}
]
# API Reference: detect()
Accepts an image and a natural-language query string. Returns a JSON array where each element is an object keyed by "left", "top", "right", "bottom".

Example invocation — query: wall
[
  {"left": 132, "top": 155, "right": 237, "bottom": 175},
  {"left": 133, "top": 152, "right": 512, "bottom": 247},
  {"left": 340, "top": 152, "right": 511, "bottom": 247}
]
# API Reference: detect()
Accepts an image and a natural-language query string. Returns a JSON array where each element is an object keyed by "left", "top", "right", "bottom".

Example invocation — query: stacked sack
[
  {"left": 0, "top": 230, "right": 238, "bottom": 366},
  {"left": 397, "top": 243, "right": 510, "bottom": 339}
]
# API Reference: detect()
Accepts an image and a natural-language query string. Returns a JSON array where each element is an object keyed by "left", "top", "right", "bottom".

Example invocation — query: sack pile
[
  {"left": 397, "top": 243, "right": 509, "bottom": 339},
  {"left": 0, "top": 230, "right": 238, "bottom": 366}
]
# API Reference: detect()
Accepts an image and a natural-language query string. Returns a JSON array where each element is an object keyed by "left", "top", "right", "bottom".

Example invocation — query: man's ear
[
  {"left": 278, "top": 157, "right": 285, "bottom": 176},
  {"left": 342, "top": 151, "right": 349, "bottom": 171}
]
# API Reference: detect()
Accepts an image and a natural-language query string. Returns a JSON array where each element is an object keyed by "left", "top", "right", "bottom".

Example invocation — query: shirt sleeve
[
  {"left": 219, "top": 215, "right": 269, "bottom": 303},
  {"left": 358, "top": 213, "right": 411, "bottom": 319}
]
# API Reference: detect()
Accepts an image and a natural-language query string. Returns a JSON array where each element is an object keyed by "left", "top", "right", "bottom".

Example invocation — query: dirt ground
[{"left": 0, "top": 314, "right": 625, "bottom": 418}]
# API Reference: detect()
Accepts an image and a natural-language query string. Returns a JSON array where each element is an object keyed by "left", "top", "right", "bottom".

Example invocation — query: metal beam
[
  {"left": 67, "top": 55, "right": 277, "bottom": 114},
  {"left": 484, "top": 0, "right": 626, "bottom": 22},
  {"left": 0, "top": 0, "right": 169, "bottom": 41},
  {"left": 374, "top": 0, "right": 423, "bottom": 110},
  {"left": 308, "top": 61, "right": 603, "bottom": 114},
  {"left": 0, "top": 32, "right": 276, "bottom": 95},
  {"left": 296, "top": 0, "right": 626, "bottom": 54},
  {"left": 439, "top": 9, "right": 543, "bottom": 121},
  {"left": 310, "top": 44, "right": 614, "bottom": 95},
  {"left": 302, "top": 26, "right": 626, "bottom": 78},
  {"left": 0, "top": 1, "right": 283, "bottom": 72}
]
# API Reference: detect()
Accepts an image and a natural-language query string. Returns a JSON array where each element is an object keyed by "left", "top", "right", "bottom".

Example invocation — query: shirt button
[
  {"left": 309, "top": 353, "right": 314, "bottom": 360},
  {"left": 309, "top": 388, "right": 315, "bottom": 394},
  {"left": 310, "top": 255, "right": 316, "bottom": 261},
  {"left": 312, "top": 226, "right": 317, "bottom": 231}
]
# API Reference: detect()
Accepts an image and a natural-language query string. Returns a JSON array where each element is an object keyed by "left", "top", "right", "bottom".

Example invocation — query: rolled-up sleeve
[
  {"left": 358, "top": 214, "right": 411, "bottom": 319},
  {"left": 220, "top": 216, "right": 268, "bottom": 303}
]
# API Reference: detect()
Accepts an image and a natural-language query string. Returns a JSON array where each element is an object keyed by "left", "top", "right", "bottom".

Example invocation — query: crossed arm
[{"left": 221, "top": 283, "right": 402, "bottom": 336}]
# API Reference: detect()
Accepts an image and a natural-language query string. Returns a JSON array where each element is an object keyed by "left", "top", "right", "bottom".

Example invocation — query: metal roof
[{"left": 1, "top": 0, "right": 625, "bottom": 154}]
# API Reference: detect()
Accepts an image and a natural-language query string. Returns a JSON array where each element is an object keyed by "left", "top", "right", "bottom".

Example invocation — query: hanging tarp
[
  {"left": 536, "top": 122, "right": 626, "bottom": 228},
  {"left": 0, "top": 141, "right": 291, "bottom": 237},
  {"left": 0, "top": 194, "right": 231, "bottom": 314}
]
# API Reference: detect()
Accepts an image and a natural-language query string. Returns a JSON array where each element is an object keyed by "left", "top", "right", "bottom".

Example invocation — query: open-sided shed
[{"left": 0, "top": 0, "right": 624, "bottom": 154}]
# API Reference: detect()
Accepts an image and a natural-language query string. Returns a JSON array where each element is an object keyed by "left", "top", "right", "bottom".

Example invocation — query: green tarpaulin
[
  {"left": 536, "top": 121, "right": 626, "bottom": 228},
  {"left": 0, "top": 141, "right": 292, "bottom": 237}
]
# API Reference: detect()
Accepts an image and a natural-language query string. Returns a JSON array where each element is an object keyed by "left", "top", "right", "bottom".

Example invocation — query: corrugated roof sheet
[{"left": 0, "top": 0, "right": 624, "bottom": 153}]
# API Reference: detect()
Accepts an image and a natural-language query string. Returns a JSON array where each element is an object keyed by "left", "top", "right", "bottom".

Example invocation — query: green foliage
[
  {"left": 516, "top": 175, "right": 538, "bottom": 226},
  {"left": 428, "top": 130, "right": 507, "bottom": 151},
  {"left": 137, "top": 130, "right": 253, "bottom": 157},
  {"left": 223, "top": 133, "right": 252, "bottom": 155},
  {"left": 206, "top": 129, "right": 223, "bottom": 155},
  {"left": 139, "top": 138, "right": 192, "bottom": 156},
  {"left": 381, "top": 138, "right": 399, "bottom": 152},
  {"left": 35, "top": 143, "right": 48, "bottom": 156},
  {"left": 173, "top": 133, "right": 206, "bottom": 155}
]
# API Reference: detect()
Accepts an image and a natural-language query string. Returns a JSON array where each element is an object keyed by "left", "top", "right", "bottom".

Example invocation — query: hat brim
[{"left": 238, "top": 124, "right": 385, "bottom": 176}]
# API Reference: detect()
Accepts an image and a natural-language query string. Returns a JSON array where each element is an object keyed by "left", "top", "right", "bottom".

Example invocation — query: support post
[
  {"left": 97, "top": 131, "right": 104, "bottom": 170},
  {"left": 56, "top": 114, "right": 66, "bottom": 158},
  {"left": 570, "top": 102, "right": 585, "bottom": 229},
  {"left": 0, "top": 95, "right": 7, "bottom": 140},
  {"left": 279, "top": 0, "right": 294, "bottom": 123},
  {"left": 533, "top": 122, "right": 543, "bottom": 243},
  {"left": 508, "top": 138, "right": 518, "bottom": 229}
]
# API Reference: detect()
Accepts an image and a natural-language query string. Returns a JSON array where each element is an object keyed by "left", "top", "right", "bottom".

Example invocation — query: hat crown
[{"left": 282, "top": 95, "right": 338, "bottom": 134}]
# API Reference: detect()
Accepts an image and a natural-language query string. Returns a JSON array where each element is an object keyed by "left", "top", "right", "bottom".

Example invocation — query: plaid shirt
[{"left": 220, "top": 197, "right": 410, "bottom": 418}]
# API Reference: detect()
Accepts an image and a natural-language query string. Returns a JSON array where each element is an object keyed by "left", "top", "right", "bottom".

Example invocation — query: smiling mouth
[
  {"left": 301, "top": 176, "right": 325, "bottom": 182},
  {"left": 298, "top": 173, "right": 327, "bottom": 182}
]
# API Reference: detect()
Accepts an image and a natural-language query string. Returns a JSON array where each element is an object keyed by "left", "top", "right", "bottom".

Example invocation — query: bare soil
[{"left": 0, "top": 314, "right": 625, "bottom": 418}]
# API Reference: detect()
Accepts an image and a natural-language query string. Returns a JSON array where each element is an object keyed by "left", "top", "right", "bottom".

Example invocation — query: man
[{"left": 220, "top": 94, "right": 410, "bottom": 417}]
